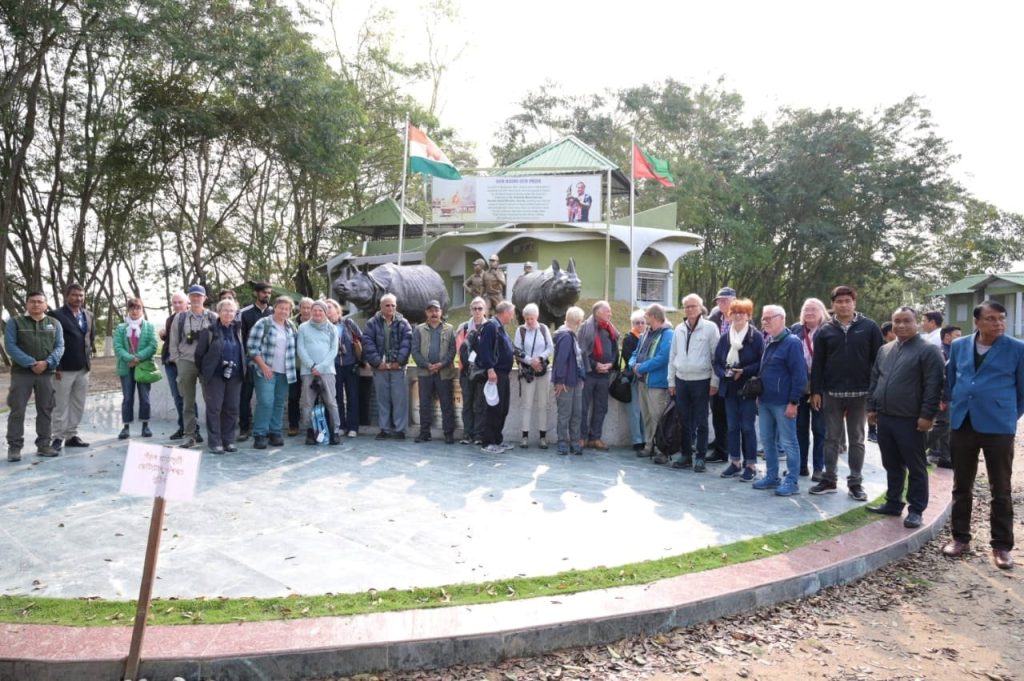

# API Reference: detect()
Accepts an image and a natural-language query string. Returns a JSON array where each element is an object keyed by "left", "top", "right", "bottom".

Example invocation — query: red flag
[{"left": 633, "top": 144, "right": 675, "bottom": 187}]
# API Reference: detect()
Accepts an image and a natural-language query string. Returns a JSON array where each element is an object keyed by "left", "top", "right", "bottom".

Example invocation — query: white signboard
[
  {"left": 120, "top": 443, "right": 201, "bottom": 502},
  {"left": 432, "top": 174, "right": 602, "bottom": 224}
]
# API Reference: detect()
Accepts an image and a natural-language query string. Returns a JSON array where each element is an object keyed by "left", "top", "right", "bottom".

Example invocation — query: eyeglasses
[
  {"left": 632, "top": 320, "right": 646, "bottom": 325},
  {"left": 761, "top": 314, "right": 781, "bottom": 323},
  {"left": 471, "top": 306, "right": 484, "bottom": 311}
]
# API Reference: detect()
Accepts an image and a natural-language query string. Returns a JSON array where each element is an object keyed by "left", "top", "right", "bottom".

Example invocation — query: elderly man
[
  {"left": 942, "top": 300, "right": 1024, "bottom": 569},
  {"left": 48, "top": 283, "right": 96, "bottom": 450},
  {"left": 576, "top": 301, "right": 619, "bottom": 450},
  {"left": 476, "top": 300, "right": 516, "bottom": 454},
  {"left": 866, "top": 307, "right": 945, "bottom": 528},
  {"left": 411, "top": 299, "right": 457, "bottom": 444},
  {"left": 668, "top": 293, "right": 720, "bottom": 471},
  {"left": 237, "top": 281, "right": 273, "bottom": 441},
  {"left": 168, "top": 284, "right": 218, "bottom": 448},
  {"left": 362, "top": 293, "right": 413, "bottom": 440},
  {"left": 630, "top": 304, "right": 674, "bottom": 462},
  {"left": 456, "top": 297, "right": 489, "bottom": 444},
  {"left": 707, "top": 286, "right": 736, "bottom": 463},
  {"left": 6, "top": 291, "right": 65, "bottom": 461}
]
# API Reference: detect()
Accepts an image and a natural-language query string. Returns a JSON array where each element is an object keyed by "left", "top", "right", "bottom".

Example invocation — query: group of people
[{"left": 5, "top": 281, "right": 1021, "bottom": 569}]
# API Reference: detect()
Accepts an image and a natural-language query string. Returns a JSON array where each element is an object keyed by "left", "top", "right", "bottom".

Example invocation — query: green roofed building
[
  {"left": 930, "top": 271, "right": 1024, "bottom": 338},
  {"left": 326, "top": 136, "right": 701, "bottom": 310}
]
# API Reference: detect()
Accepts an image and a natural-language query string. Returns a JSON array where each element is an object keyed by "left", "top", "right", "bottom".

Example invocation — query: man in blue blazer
[{"left": 942, "top": 300, "right": 1024, "bottom": 569}]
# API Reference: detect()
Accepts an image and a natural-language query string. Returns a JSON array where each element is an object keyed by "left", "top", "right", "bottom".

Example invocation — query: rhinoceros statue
[
  {"left": 511, "top": 258, "right": 581, "bottom": 326},
  {"left": 332, "top": 263, "right": 449, "bottom": 324}
]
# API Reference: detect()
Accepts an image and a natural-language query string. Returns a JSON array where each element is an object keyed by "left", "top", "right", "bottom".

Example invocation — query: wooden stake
[{"left": 123, "top": 495, "right": 166, "bottom": 681}]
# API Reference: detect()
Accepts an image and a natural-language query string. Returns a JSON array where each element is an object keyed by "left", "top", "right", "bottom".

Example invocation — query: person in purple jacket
[
  {"left": 552, "top": 306, "right": 586, "bottom": 456},
  {"left": 752, "top": 305, "right": 808, "bottom": 496}
]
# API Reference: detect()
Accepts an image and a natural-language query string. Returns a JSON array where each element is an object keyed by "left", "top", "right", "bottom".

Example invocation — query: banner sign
[
  {"left": 432, "top": 174, "right": 602, "bottom": 224},
  {"left": 120, "top": 443, "right": 201, "bottom": 502}
]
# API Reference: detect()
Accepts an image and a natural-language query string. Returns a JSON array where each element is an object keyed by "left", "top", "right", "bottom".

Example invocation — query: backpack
[
  {"left": 654, "top": 399, "right": 681, "bottom": 456},
  {"left": 310, "top": 377, "right": 333, "bottom": 443}
]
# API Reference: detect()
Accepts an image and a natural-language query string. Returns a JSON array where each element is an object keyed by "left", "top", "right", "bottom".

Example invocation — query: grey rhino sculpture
[
  {"left": 511, "top": 258, "right": 581, "bottom": 326},
  {"left": 332, "top": 263, "right": 449, "bottom": 324}
]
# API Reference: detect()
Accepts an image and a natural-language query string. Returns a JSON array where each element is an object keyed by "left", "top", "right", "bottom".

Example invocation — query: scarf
[
  {"left": 727, "top": 323, "right": 748, "bottom": 367},
  {"left": 592, "top": 319, "right": 619, "bottom": 360}
]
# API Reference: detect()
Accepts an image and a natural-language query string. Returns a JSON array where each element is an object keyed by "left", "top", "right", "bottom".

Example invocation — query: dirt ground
[
  {"left": 3, "top": 360, "right": 1021, "bottom": 681},
  {"left": 0, "top": 355, "right": 123, "bottom": 399}
]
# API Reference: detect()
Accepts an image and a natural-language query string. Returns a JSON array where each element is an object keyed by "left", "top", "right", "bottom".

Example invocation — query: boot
[
  {"left": 329, "top": 432, "right": 342, "bottom": 445},
  {"left": 305, "top": 428, "right": 317, "bottom": 445},
  {"left": 118, "top": 425, "right": 130, "bottom": 440}
]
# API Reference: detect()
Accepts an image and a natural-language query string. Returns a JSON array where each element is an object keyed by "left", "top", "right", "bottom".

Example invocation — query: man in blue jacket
[
  {"left": 942, "top": 300, "right": 1024, "bottom": 570},
  {"left": 752, "top": 305, "right": 807, "bottom": 496},
  {"left": 630, "top": 304, "right": 674, "bottom": 462},
  {"left": 476, "top": 301, "right": 516, "bottom": 454},
  {"left": 362, "top": 293, "right": 413, "bottom": 440}
]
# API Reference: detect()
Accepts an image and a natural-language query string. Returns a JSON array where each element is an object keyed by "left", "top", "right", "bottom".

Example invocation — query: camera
[
  {"left": 222, "top": 360, "right": 236, "bottom": 380},
  {"left": 186, "top": 330, "right": 196, "bottom": 344}
]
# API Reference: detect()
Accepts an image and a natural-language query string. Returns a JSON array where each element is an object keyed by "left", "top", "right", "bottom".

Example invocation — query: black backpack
[{"left": 654, "top": 399, "right": 681, "bottom": 456}]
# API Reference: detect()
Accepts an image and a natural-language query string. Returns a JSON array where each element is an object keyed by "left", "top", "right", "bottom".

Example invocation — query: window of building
[
  {"left": 637, "top": 270, "right": 671, "bottom": 307},
  {"left": 451, "top": 275, "right": 465, "bottom": 308}
]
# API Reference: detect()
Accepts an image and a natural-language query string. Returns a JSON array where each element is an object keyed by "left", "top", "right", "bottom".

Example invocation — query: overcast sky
[{"left": 324, "top": 0, "right": 1023, "bottom": 214}]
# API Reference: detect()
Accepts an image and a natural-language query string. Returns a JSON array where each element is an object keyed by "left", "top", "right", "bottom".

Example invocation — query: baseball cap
[
  {"left": 187, "top": 284, "right": 207, "bottom": 297},
  {"left": 714, "top": 287, "right": 736, "bottom": 300},
  {"left": 425, "top": 299, "right": 442, "bottom": 310}
]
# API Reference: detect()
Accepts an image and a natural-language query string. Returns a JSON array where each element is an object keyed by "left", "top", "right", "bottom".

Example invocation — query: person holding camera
[
  {"left": 168, "top": 284, "right": 217, "bottom": 448},
  {"left": 195, "top": 298, "right": 246, "bottom": 453},
  {"left": 297, "top": 300, "right": 343, "bottom": 445},
  {"left": 712, "top": 298, "right": 763, "bottom": 481},
  {"left": 514, "top": 303, "right": 553, "bottom": 449}
]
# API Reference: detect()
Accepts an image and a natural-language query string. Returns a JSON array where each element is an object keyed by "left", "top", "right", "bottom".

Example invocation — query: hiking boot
[
  {"left": 809, "top": 480, "right": 838, "bottom": 495},
  {"left": 653, "top": 453, "right": 671, "bottom": 464},
  {"left": 692, "top": 458, "right": 706, "bottom": 473},
  {"left": 7, "top": 448, "right": 21, "bottom": 462},
  {"left": 671, "top": 456, "right": 693, "bottom": 470},
  {"left": 848, "top": 485, "right": 868, "bottom": 502},
  {"left": 118, "top": 425, "right": 130, "bottom": 440},
  {"left": 169, "top": 428, "right": 184, "bottom": 440},
  {"left": 305, "top": 429, "right": 317, "bottom": 445},
  {"left": 253, "top": 436, "right": 268, "bottom": 450},
  {"left": 268, "top": 434, "right": 284, "bottom": 447},
  {"left": 36, "top": 445, "right": 59, "bottom": 458},
  {"left": 414, "top": 433, "right": 432, "bottom": 443},
  {"left": 538, "top": 437, "right": 548, "bottom": 450},
  {"left": 141, "top": 423, "right": 153, "bottom": 438},
  {"left": 376, "top": 431, "right": 389, "bottom": 440},
  {"left": 65, "top": 436, "right": 89, "bottom": 447}
]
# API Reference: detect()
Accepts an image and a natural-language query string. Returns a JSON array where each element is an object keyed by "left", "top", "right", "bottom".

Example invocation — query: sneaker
[
  {"left": 444, "top": 435, "right": 455, "bottom": 445},
  {"left": 414, "top": 433, "right": 432, "bottom": 443},
  {"left": 866, "top": 503, "right": 903, "bottom": 516},
  {"left": 224, "top": 444, "right": 238, "bottom": 453},
  {"left": 474, "top": 439, "right": 483, "bottom": 445},
  {"left": 118, "top": 425, "right": 130, "bottom": 440},
  {"left": 570, "top": 446, "right": 583, "bottom": 456},
  {"left": 65, "top": 436, "right": 89, "bottom": 447},
  {"left": 209, "top": 446, "right": 225, "bottom": 455},
  {"left": 253, "top": 436, "right": 268, "bottom": 450},
  {"left": 636, "top": 447, "right": 652, "bottom": 458},
  {"left": 903, "top": 511, "right": 922, "bottom": 529},
  {"left": 181, "top": 437, "right": 197, "bottom": 449},
  {"left": 36, "top": 445, "right": 59, "bottom": 458},
  {"left": 393, "top": 432, "right": 406, "bottom": 440},
  {"left": 169, "top": 428, "right": 185, "bottom": 440},
  {"left": 287, "top": 426, "right": 300, "bottom": 436},
  {"left": 693, "top": 458, "right": 706, "bottom": 473},
  {"left": 705, "top": 451, "right": 729, "bottom": 463},
  {"left": 520, "top": 437, "right": 529, "bottom": 449},
  {"left": 775, "top": 481, "right": 800, "bottom": 497},
  {"left": 848, "top": 485, "right": 868, "bottom": 502},
  {"left": 752, "top": 477, "right": 780, "bottom": 490},
  {"left": 720, "top": 462, "right": 742, "bottom": 478},
  {"left": 809, "top": 480, "right": 838, "bottom": 495},
  {"left": 7, "top": 448, "right": 21, "bottom": 462},
  {"left": 141, "top": 424, "right": 153, "bottom": 438},
  {"left": 194, "top": 431, "right": 203, "bottom": 444},
  {"left": 347, "top": 430, "right": 358, "bottom": 438},
  {"left": 459, "top": 437, "right": 473, "bottom": 445},
  {"left": 653, "top": 453, "right": 671, "bottom": 464},
  {"left": 500, "top": 442, "right": 516, "bottom": 451},
  {"left": 237, "top": 428, "right": 251, "bottom": 442},
  {"left": 740, "top": 467, "right": 756, "bottom": 482},
  {"left": 811, "top": 469, "right": 824, "bottom": 482},
  {"left": 375, "top": 431, "right": 389, "bottom": 441},
  {"left": 268, "top": 434, "right": 284, "bottom": 447},
  {"left": 51, "top": 438, "right": 63, "bottom": 451},
  {"left": 538, "top": 438, "right": 548, "bottom": 450},
  {"left": 591, "top": 439, "right": 609, "bottom": 451},
  {"left": 480, "top": 444, "right": 504, "bottom": 454},
  {"left": 671, "top": 456, "right": 693, "bottom": 470}
]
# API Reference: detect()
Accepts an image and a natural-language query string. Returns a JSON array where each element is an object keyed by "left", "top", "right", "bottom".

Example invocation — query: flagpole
[
  {"left": 603, "top": 168, "right": 611, "bottom": 300},
  {"left": 630, "top": 132, "right": 636, "bottom": 308},
  {"left": 398, "top": 112, "right": 410, "bottom": 266}
]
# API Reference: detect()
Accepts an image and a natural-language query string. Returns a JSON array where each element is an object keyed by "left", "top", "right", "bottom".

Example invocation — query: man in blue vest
[{"left": 942, "top": 300, "right": 1024, "bottom": 570}]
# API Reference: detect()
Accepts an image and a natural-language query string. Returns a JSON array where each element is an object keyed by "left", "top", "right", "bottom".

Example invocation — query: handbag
[
  {"left": 133, "top": 358, "right": 163, "bottom": 384},
  {"left": 608, "top": 369, "right": 632, "bottom": 403},
  {"left": 739, "top": 375, "right": 763, "bottom": 399}
]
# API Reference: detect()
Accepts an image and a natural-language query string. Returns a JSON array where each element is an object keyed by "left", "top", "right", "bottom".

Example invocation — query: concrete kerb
[{"left": 0, "top": 470, "right": 954, "bottom": 681}]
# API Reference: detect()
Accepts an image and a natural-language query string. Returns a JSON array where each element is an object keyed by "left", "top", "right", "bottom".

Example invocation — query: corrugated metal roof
[
  {"left": 335, "top": 197, "right": 422, "bottom": 230},
  {"left": 495, "top": 135, "right": 631, "bottom": 195},
  {"left": 930, "top": 271, "right": 1024, "bottom": 296},
  {"left": 974, "top": 273, "right": 1024, "bottom": 288}
]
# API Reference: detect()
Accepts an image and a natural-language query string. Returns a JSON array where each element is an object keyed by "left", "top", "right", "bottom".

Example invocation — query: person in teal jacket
[
  {"left": 629, "top": 303, "right": 674, "bottom": 461},
  {"left": 112, "top": 298, "right": 158, "bottom": 440}
]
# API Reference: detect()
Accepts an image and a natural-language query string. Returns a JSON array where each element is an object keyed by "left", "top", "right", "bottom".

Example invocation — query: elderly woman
[
  {"left": 297, "top": 300, "right": 342, "bottom": 445},
  {"left": 160, "top": 291, "right": 189, "bottom": 439},
  {"left": 752, "top": 305, "right": 807, "bottom": 496},
  {"left": 622, "top": 309, "right": 647, "bottom": 454},
  {"left": 514, "top": 303, "right": 553, "bottom": 449},
  {"left": 455, "top": 297, "right": 489, "bottom": 445},
  {"left": 286, "top": 297, "right": 316, "bottom": 436},
  {"left": 791, "top": 297, "right": 829, "bottom": 480},
  {"left": 325, "top": 299, "right": 362, "bottom": 439},
  {"left": 195, "top": 298, "right": 246, "bottom": 453},
  {"left": 247, "top": 296, "right": 298, "bottom": 449},
  {"left": 713, "top": 298, "right": 764, "bottom": 481},
  {"left": 629, "top": 304, "right": 674, "bottom": 462},
  {"left": 552, "top": 306, "right": 586, "bottom": 455},
  {"left": 113, "top": 298, "right": 158, "bottom": 440}
]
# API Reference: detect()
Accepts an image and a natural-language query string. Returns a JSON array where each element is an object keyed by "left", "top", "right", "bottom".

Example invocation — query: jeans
[
  {"left": 674, "top": 377, "right": 710, "bottom": 459},
  {"left": 724, "top": 393, "right": 757, "bottom": 464},
  {"left": 482, "top": 372, "right": 511, "bottom": 446},
  {"left": 204, "top": 372, "right": 241, "bottom": 448},
  {"left": 628, "top": 380, "right": 644, "bottom": 446},
  {"left": 877, "top": 413, "right": 928, "bottom": 513},
  {"left": 759, "top": 402, "right": 800, "bottom": 485},
  {"left": 822, "top": 394, "right": 867, "bottom": 486},
  {"left": 253, "top": 371, "right": 289, "bottom": 437},
  {"left": 796, "top": 394, "right": 825, "bottom": 473},
  {"left": 372, "top": 368, "right": 408, "bottom": 434},
  {"left": 950, "top": 418, "right": 1015, "bottom": 550},
  {"left": 556, "top": 384, "right": 582, "bottom": 450},
  {"left": 581, "top": 372, "right": 610, "bottom": 440},
  {"left": 120, "top": 373, "right": 151, "bottom": 424},
  {"left": 165, "top": 362, "right": 184, "bottom": 430},
  {"left": 335, "top": 361, "right": 360, "bottom": 433}
]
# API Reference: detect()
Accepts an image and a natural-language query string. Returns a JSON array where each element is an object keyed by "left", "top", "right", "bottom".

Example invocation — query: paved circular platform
[{"left": 2, "top": 392, "right": 890, "bottom": 601}]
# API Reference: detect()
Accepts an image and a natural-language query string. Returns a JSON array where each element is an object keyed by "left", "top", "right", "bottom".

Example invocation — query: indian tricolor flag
[
  {"left": 633, "top": 143, "right": 676, "bottom": 187},
  {"left": 408, "top": 124, "right": 461, "bottom": 180}
]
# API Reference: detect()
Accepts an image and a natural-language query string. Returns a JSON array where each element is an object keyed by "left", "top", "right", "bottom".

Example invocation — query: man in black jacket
[
  {"left": 236, "top": 282, "right": 273, "bottom": 440},
  {"left": 809, "top": 285, "right": 884, "bottom": 501},
  {"left": 47, "top": 283, "right": 96, "bottom": 450},
  {"left": 866, "top": 307, "right": 945, "bottom": 528}
]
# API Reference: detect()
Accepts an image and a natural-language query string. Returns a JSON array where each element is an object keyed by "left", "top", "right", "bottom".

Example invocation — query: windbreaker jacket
[
  {"left": 628, "top": 325, "right": 673, "bottom": 389},
  {"left": 810, "top": 312, "right": 883, "bottom": 395},
  {"left": 759, "top": 329, "right": 807, "bottom": 406},
  {"left": 362, "top": 312, "right": 412, "bottom": 367},
  {"left": 668, "top": 317, "right": 720, "bottom": 388},
  {"left": 867, "top": 335, "right": 944, "bottom": 420}
]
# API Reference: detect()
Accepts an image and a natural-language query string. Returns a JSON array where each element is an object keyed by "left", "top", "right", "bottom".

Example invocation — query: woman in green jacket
[{"left": 113, "top": 298, "right": 158, "bottom": 439}]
